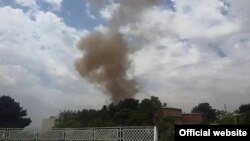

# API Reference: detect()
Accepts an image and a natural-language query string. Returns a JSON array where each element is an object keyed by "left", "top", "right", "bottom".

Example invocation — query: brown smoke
[
  {"left": 75, "top": 0, "right": 160, "bottom": 103},
  {"left": 75, "top": 32, "right": 138, "bottom": 103}
]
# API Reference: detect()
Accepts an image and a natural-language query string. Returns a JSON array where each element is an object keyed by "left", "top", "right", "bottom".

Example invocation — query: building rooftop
[
  {"left": 182, "top": 113, "right": 202, "bottom": 115},
  {"left": 162, "top": 106, "right": 182, "bottom": 111}
]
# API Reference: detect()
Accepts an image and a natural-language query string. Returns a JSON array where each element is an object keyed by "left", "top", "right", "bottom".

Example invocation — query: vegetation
[
  {"left": 215, "top": 104, "right": 250, "bottom": 125},
  {"left": 216, "top": 110, "right": 236, "bottom": 124},
  {"left": 0, "top": 95, "right": 31, "bottom": 128},
  {"left": 55, "top": 96, "right": 173, "bottom": 140},
  {"left": 0, "top": 93, "right": 249, "bottom": 141},
  {"left": 54, "top": 98, "right": 250, "bottom": 140},
  {"left": 235, "top": 104, "right": 250, "bottom": 124},
  {"left": 191, "top": 102, "right": 217, "bottom": 124},
  {"left": 55, "top": 96, "right": 163, "bottom": 127}
]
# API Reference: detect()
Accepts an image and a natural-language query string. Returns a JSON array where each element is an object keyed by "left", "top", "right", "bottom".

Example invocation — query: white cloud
[
  {"left": 225, "top": 0, "right": 250, "bottom": 33},
  {"left": 14, "top": 0, "right": 38, "bottom": 9},
  {"left": 86, "top": 1, "right": 96, "bottom": 20},
  {"left": 100, "top": 2, "right": 120, "bottom": 20},
  {"left": 0, "top": 6, "right": 106, "bottom": 128},
  {"left": 1, "top": 0, "right": 250, "bottom": 128},
  {"left": 43, "top": 0, "right": 63, "bottom": 11},
  {"left": 121, "top": 1, "right": 240, "bottom": 41},
  {"left": 119, "top": 0, "right": 250, "bottom": 112},
  {"left": 94, "top": 24, "right": 108, "bottom": 33}
]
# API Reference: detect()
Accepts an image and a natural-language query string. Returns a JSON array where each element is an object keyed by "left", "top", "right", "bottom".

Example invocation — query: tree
[
  {"left": 116, "top": 98, "right": 139, "bottom": 111},
  {"left": 54, "top": 96, "right": 171, "bottom": 140},
  {"left": 191, "top": 102, "right": 217, "bottom": 124},
  {"left": 55, "top": 97, "right": 164, "bottom": 127},
  {"left": 138, "top": 96, "right": 163, "bottom": 125},
  {"left": 216, "top": 111, "right": 236, "bottom": 125},
  {"left": 55, "top": 110, "right": 81, "bottom": 128},
  {"left": 238, "top": 104, "right": 250, "bottom": 113},
  {"left": 0, "top": 95, "right": 31, "bottom": 128},
  {"left": 112, "top": 99, "right": 140, "bottom": 126},
  {"left": 113, "top": 109, "right": 133, "bottom": 125},
  {"left": 236, "top": 103, "right": 250, "bottom": 124},
  {"left": 157, "top": 116, "right": 175, "bottom": 141}
]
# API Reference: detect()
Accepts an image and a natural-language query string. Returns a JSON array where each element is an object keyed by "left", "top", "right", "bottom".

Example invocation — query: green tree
[
  {"left": 238, "top": 104, "right": 250, "bottom": 113},
  {"left": 237, "top": 103, "right": 250, "bottom": 124},
  {"left": 0, "top": 95, "right": 31, "bottom": 128},
  {"left": 138, "top": 96, "right": 163, "bottom": 125},
  {"left": 55, "top": 110, "right": 81, "bottom": 128},
  {"left": 54, "top": 96, "right": 172, "bottom": 140},
  {"left": 216, "top": 111, "right": 235, "bottom": 124},
  {"left": 157, "top": 116, "right": 175, "bottom": 141},
  {"left": 191, "top": 102, "right": 217, "bottom": 124},
  {"left": 116, "top": 98, "right": 139, "bottom": 111},
  {"left": 113, "top": 109, "right": 133, "bottom": 125},
  {"left": 112, "top": 99, "right": 140, "bottom": 126}
]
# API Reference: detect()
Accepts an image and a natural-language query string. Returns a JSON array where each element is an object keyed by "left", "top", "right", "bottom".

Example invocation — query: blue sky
[
  {"left": 1, "top": 0, "right": 250, "bottom": 128},
  {"left": 0, "top": 0, "right": 104, "bottom": 30},
  {"left": 59, "top": 0, "right": 103, "bottom": 30}
]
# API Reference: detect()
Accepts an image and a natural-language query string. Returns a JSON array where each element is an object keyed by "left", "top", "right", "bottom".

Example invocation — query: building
[
  {"left": 181, "top": 113, "right": 202, "bottom": 124},
  {"left": 162, "top": 107, "right": 182, "bottom": 124},
  {"left": 42, "top": 116, "right": 56, "bottom": 130},
  {"left": 163, "top": 106, "right": 202, "bottom": 124}
]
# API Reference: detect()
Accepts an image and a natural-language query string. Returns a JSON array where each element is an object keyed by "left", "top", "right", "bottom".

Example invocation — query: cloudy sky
[{"left": 0, "top": 0, "right": 250, "bottom": 127}]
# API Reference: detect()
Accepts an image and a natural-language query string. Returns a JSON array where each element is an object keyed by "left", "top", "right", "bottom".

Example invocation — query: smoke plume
[
  {"left": 75, "top": 32, "right": 138, "bottom": 103},
  {"left": 75, "top": 0, "right": 159, "bottom": 103}
]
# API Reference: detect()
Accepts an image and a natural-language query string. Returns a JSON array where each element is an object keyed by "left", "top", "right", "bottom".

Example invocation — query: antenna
[{"left": 224, "top": 104, "right": 227, "bottom": 112}]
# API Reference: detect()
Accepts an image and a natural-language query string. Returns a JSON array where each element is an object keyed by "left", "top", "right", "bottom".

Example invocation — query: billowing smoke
[
  {"left": 75, "top": 32, "right": 138, "bottom": 103},
  {"left": 75, "top": 0, "right": 160, "bottom": 103}
]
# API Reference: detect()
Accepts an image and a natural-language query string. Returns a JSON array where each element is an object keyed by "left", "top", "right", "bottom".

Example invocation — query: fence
[{"left": 0, "top": 126, "right": 158, "bottom": 141}]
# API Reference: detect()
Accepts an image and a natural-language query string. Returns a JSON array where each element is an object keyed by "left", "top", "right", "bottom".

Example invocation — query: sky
[{"left": 0, "top": 0, "right": 250, "bottom": 128}]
